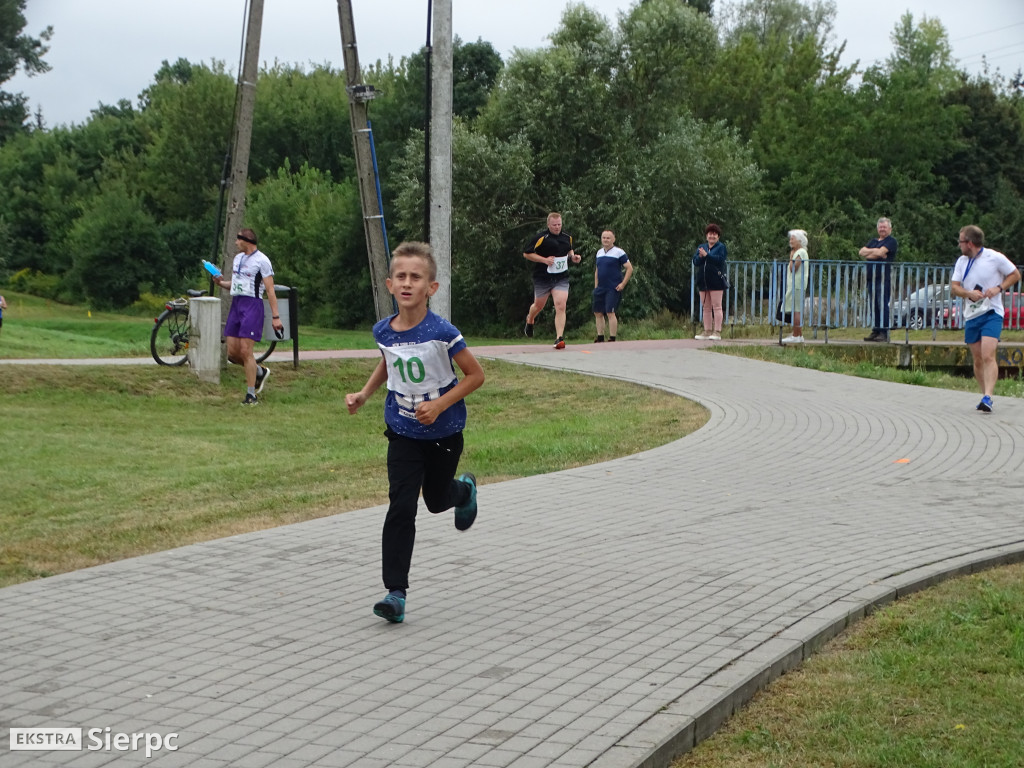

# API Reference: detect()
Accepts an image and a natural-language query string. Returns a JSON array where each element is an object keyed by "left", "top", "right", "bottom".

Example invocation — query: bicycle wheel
[
  {"left": 255, "top": 338, "right": 277, "bottom": 363},
  {"left": 151, "top": 307, "right": 191, "bottom": 366}
]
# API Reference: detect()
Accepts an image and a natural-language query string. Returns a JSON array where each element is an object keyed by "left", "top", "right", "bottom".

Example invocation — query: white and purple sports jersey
[
  {"left": 230, "top": 249, "right": 275, "bottom": 298},
  {"left": 374, "top": 310, "right": 468, "bottom": 439}
]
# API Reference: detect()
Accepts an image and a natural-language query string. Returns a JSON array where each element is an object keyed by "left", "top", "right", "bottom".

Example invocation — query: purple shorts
[{"left": 224, "top": 295, "right": 264, "bottom": 341}]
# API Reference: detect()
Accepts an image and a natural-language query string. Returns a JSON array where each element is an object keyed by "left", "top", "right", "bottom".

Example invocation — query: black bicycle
[{"left": 150, "top": 289, "right": 276, "bottom": 366}]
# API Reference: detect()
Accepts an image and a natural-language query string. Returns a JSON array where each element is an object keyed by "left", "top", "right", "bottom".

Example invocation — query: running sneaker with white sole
[
  {"left": 694, "top": 334, "right": 710, "bottom": 340},
  {"left": 781, "top": 335, "right": 804, "bottom": 343},
  {"left": 242, "top": 393, "right": 259, "bottom": 406},
  {"left": 255, "top": 365, "right": 270, "bottom": 394}
]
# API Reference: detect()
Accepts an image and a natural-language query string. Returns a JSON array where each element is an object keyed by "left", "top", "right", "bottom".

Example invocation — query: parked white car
[{"left": 892, "top": 283, "right": 956, "bottom": 330}]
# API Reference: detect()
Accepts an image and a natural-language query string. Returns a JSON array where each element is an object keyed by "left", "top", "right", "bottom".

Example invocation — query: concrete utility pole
[
  {"left": 336, "top": 0, "right": 392, "bottom": 321},
  {"left": 221, "top": 0, "right": 263, "bottom": 279},
  {"left": 217, "top": 0, "right": 263, "bottom": 355},
  {"left": 429, "top": 0, "right": 454, "bottom": 320}
]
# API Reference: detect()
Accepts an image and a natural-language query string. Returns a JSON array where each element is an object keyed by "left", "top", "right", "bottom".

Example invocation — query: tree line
[{"left": 1, "top": 0, "right": 1022, "bottom": 334}]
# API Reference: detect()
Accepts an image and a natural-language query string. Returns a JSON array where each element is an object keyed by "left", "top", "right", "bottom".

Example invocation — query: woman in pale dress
[{"left": 781, "top": 230, "right": 809, "bottom": 343}]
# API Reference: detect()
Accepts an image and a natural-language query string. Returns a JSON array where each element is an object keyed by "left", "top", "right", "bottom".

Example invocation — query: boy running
[{"left": 345, "top": 242, "right": 485, "bottom": 623}]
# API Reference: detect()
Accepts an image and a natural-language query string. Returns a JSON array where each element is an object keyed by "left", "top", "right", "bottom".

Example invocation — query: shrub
[{"left": 8, "top": 268, "right": 62, "bottom": 300}]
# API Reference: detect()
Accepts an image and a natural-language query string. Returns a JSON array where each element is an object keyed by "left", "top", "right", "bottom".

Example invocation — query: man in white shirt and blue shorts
[
  {"left": 212, "top": 228, "right": 284, "bottom": 406},
  {"left": 951, "top": 225, "right": 1021, "bottom": 413}
]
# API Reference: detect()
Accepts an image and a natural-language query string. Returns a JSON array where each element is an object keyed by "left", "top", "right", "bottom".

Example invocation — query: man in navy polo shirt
[{"left": 859, "top": 217, "right": 898, "bottom": 342}]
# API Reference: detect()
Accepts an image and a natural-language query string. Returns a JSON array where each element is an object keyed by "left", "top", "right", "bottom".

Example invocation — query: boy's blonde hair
[{"left": 390, "top": 241, "right": 437, "bottom": 281}]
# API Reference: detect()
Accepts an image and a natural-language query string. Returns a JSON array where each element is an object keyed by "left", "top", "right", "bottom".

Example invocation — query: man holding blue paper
[{"left": 209, "top": 228, "right": 284, "bottom": 406}]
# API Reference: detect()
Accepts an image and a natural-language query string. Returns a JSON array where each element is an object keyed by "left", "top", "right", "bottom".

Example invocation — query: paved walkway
[{"left": 3, "top": 342, "right": 1024, "bottom": 767}]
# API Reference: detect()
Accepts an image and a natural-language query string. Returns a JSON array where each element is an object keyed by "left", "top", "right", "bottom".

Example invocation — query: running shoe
[
  {"left": 373, "top": 593, "right": 405, "bottom": 623},
  {"left": 709, "top": 333, "right": 722, "bottom": 340},
  {"left": 694, "top": 334, "right": 710, "bottom": 340},
  {"left": 524, "top": 317, "right": 534, "bottom": 338},
  {"left": 454, "top": 473, "right": 478, "bottom": 531},
  {"left": 781, "top": 335, "right": 804, "bottom": 343},
  {"left": 255, "top": 365, "right": 270, "bottom": 394},
  {"left": 977, "top": 395, "right": 993, "bottom": 413},
  {"left": 242, "top": 393, "right": 259, "bottom": 406},
  {"left": 554, "top": 337, "right": 566, "bottom": 349}
]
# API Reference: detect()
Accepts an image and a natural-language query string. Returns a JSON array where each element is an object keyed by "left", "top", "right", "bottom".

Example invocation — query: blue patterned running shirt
[{"left": 373, "top": 310, "right": 468, "bottom": 439}]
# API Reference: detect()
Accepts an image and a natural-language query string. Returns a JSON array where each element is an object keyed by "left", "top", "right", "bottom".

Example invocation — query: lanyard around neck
[{"left": 963, "top": 248, "right": 983, "bottom": 283}]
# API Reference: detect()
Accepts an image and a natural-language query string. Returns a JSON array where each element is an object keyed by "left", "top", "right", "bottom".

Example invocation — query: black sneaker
[
  {"left": 255, "top": 365, "right": 270, "bottom": 394},
  {"left": 454, "top": 473, "right": 478, "bottom": 531},
  {"left": 524, "top": 317, "right": 534, "bottom": 338},
  {"left": 242, "top": 393, "right": 259, "bottom": 406},
  {"left": 554, "top": 337, "right": 566, "bottom": 349},
  {"left": 594, "top": 335, "right": 605, "bottom": 343}
]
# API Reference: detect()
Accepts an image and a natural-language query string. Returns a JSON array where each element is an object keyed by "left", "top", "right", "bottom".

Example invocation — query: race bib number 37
[{"left": 548, "top": 256, "right": 568, "bottom": 274}]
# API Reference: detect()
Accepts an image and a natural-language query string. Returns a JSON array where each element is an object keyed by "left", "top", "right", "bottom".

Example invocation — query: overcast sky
[{"left": 8, "top": 0, "right": 1024, "bottom": 128}]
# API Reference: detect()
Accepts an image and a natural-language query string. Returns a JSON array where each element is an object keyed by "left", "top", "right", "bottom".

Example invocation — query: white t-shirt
[
  {"left": 230, "top": 249, "right": 275, "bottom": 298},
  {"left": 952, "top": 248, "right": 1016, "bottom": 321}
]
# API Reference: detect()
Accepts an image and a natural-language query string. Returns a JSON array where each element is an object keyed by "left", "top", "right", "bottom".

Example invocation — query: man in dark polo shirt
[
  {"left": 859, "top": 217, "right": 898, "bottom": 342},
  {"left": 523, "top": 212, "right": 581, "bottom": 349}
]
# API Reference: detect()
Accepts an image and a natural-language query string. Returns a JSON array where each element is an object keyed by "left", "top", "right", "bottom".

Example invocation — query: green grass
[
  {"left": 0, "top": 358, "right": 706, "bottom": 587},
  {"left": 674, "top": 562, "right": 1024, "bottom": 768},
  {"left": 712, "top": 342, "right": 1024, "bottom": 399},
  {"left": 0, "top": 290, "right": 663, "bottom": 357},
  {"left": 0, "top": 291, "right": 385, "bottom": 358}
]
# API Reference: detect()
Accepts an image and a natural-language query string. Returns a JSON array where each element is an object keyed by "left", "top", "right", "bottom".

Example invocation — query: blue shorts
[
  {"left": 592, "top": 286, "right": 621, "bottom": 314},
  {"left": 964, "top": 310, "right": 1002, "bottom": 344},
  {"left": 224, "top": 295, "right": 265, "bottom": 341}
]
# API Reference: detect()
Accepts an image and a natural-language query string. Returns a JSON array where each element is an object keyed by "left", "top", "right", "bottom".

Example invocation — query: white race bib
[
  {"left": 547, "top": 256, "right": 569, "bottom": 274},
  {"left": 380, "top": 339, "right": 457, "bottom": 397}
]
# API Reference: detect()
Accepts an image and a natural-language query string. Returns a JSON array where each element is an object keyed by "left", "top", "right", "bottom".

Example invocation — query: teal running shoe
[
  {"left": 373, "top": 593, "right": 405, "bottom": 623},
  {"left": 454, "top": 473, "right": 477, "bottom": 531}
]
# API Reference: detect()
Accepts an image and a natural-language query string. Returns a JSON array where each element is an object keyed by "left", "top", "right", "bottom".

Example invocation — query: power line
[
  {"left": 950, "top": 20, "right": 1024, "bottom": 44},
  {"left": 957, "top": 43, "right": 1024, "bottom": 68}
]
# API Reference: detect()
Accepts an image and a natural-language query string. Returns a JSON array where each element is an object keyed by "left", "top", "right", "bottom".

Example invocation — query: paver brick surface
[{"left": 3, "top": 343, "right": 1023, "bottom": 766}]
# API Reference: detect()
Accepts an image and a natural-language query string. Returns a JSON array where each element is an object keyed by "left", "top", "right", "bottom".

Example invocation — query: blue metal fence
[{"left": 690, "top": 260, "right": 1024, "bottom": 338}]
